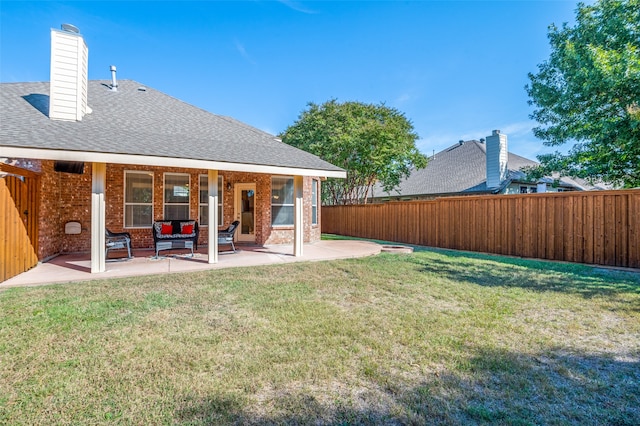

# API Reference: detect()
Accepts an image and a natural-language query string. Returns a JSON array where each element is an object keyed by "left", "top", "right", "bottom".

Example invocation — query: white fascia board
[{"left": 1, "top": 147, "right": 347, "bottom": 179}]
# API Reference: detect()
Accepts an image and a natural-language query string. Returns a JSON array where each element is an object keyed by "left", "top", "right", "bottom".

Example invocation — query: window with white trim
[
  {"left": 271, "top": 176, "right": 294, "bottom": 226},
  {"left": 124, "top": 171, "right": 153, "bottom": 228},
  {"left": 164, "top": 173, "right": 190, "bottom": 219},
  {"left": 199, "top": 175, "right": 223, "bottom": 227},
  {"left": 312, "top": 179, "right": 318, "bottom": 225}
]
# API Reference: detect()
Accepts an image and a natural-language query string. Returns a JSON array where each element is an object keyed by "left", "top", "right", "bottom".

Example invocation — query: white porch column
[
  {"left": 293, "top": 175, "right": 304, "bottom": 257},
  {"left": 207, "top": 170, "right": 219, "bottom": 264},
  {"left": 90, "top": 162, "right": 106, "bottom": 273}
]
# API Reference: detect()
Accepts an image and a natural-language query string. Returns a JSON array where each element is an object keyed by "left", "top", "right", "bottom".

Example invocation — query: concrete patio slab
[{"left": 1, "top": 240, "right": 381, "bottom": 289}]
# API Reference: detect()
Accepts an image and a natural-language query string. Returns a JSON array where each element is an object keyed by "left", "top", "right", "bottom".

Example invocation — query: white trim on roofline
[{"left": 1, "top": 147, "right": 347, "bottom": 179}]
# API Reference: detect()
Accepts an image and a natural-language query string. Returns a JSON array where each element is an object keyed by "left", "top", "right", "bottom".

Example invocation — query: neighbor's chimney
[
  {"left": 110, "top": 65, "right": 118, "bottom": 91},
  {"left": 486, "top": 129, "right": 508, "bottom": 188},
  {"left": 49, "top": 23, "right": 89, "bottom": 121}
]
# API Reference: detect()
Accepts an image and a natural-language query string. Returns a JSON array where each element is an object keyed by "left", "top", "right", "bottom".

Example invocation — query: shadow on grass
[
  {"left": 404, "top": 248, "right": 640, "bottom": 300},
  {"left": 175, "top": 348, "right": 639, "bottom": 425},
  {"left": 323, "top": 234, "right": 640, "bottom": 298}
]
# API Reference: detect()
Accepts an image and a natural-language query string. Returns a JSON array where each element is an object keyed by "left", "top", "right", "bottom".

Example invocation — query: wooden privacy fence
[
  {"left": 322, "top": 190, "right": 640, "bottom": 269},
  {"left": 1, "top": 165, "right": 40, "bottom": 282}
]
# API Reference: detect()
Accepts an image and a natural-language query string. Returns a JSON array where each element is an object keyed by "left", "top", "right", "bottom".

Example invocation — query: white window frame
[
  {"left": 163, "top": 172, "right": 190, "bottom": 220},
  {"left": 271, "top": 176, "right": 294, "bottom": 227},
  {"left": 124, "top": 170, "right": 154, "bottom": 228},
  {"left": 199, "top": 174, "right": 223, "bottom": 227},
  {"left": 312, "top": 179, "right": 318, "bottom": 226}
]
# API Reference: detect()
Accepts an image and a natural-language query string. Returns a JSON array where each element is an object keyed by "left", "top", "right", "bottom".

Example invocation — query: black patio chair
[
  {"left": 218, "top": 220, "right": 240, "bottom": 253},
  {"left": 106, "top": 228, "right": 132, "bottom": 259}
]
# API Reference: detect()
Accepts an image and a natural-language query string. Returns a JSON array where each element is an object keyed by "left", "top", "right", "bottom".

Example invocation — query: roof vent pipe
[{"left": 110, "top": 65, "right": 118, "bottom": 92}]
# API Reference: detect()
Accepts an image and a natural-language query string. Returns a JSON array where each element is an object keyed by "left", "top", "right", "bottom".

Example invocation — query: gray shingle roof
[
  {"left": 0, "top": 80, "right": 344, "bottom": 175},
  {"left": 371, "top": 140, "right": 600, "bottom": 198}
]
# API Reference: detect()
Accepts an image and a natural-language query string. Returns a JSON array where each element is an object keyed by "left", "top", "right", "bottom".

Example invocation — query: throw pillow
[{"left": 161, "top": 223, "right": 173, "bottom": 235}]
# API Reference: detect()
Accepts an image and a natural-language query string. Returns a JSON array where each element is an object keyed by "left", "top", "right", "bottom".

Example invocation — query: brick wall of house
[
  {"left": 36, "top": 161, "right": 63, "bottom": 259},
  {"left": 31, "top": 162, "right": 322, "bottom": 257},
  {"left": 33, "top": 160, "right": 94, "bottom": 257},
  {"left": 59, "top": 163, "right": 93, "bottom": 253}
]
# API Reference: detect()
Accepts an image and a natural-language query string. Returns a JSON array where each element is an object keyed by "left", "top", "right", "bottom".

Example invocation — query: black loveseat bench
[{"left": 152, "top": 219, "right": 199, "bottom": 257}]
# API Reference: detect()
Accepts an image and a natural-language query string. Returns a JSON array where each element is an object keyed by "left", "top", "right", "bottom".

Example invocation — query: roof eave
[{"left": 1, "top": 147, "right": 347, "bottom": 179}]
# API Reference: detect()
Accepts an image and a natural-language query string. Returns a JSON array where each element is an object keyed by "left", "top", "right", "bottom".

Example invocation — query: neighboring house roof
[
  {"left": 372, "top": 140, "right": 604, "bottom": 199},
  {"left": 0, "top": 80, "right": 345, "bottom": 177}
]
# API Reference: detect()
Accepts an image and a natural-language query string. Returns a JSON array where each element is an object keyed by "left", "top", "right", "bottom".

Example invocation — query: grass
[{"left": 1, "top": 243, "right": 639, "bottom": 425}]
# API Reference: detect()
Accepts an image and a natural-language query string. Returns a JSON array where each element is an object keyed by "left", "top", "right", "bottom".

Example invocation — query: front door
[{"left": 234, "top": 183, "right": 256, "bottom": 243}]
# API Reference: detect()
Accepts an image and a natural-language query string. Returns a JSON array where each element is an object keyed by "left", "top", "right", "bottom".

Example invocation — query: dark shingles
[
  {"left": 370, "top": 140, "right": 600, "bottom": 198},
  {"left": 0, "top": 80, "right": 343, "bottom": 173},
  {"left": 372, "top": 141, "right": 501, "bottom": 197}
]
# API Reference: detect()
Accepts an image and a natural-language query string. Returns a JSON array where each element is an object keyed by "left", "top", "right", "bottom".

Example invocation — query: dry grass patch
[{"left": 1, "top": 248, "right": 639, "bottom": 425}]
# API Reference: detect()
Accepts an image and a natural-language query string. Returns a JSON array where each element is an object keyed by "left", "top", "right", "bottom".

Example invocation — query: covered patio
[
  {"left": 0, "top": 240, "right": 382, "bottom": 288},
  {"left": 1, "top": 26, "right": 347, "bottom": 283}
]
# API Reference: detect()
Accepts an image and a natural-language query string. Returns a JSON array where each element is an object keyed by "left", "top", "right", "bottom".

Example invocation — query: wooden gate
[{"left": 1, "top": 164, "right": 40, "bottom": 282}]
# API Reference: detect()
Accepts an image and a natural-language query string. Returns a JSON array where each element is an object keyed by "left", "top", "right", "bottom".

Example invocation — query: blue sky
[{"left": 1, "top": 1, "right": 579, "bottom": 160}]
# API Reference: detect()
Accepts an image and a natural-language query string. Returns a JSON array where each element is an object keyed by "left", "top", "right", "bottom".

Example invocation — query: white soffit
[{"left": 1, "top": 147, "right": 347, "bottom": 178}]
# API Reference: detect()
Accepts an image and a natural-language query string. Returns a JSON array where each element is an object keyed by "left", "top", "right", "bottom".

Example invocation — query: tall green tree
[
  {"left": 526, "top": 0, "right": 640, "bottom": 187},
  {"left": 280, "top": 100, "right": 427, "bottom": 204}
]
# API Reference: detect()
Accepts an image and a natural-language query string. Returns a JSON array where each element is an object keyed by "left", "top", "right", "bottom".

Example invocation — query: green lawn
[{"left": 1, "top": 245, "right": 639, "bottom": 425}]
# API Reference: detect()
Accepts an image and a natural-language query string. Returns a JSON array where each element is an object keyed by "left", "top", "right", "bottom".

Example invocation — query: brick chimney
[
  {"left": 49, "top": 24, "right": 89, "bottom": 121},
  {"left": 486, "top": 129, "right": 508, "bottom": 189}
]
